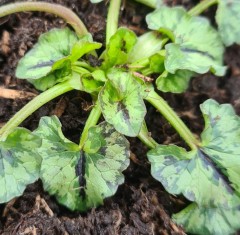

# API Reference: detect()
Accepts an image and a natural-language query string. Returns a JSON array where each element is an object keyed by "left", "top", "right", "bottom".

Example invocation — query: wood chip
[
  {"left": 0, "top": 87, "right": 37, "bottom": 99},
  {"left": 0, "top": 30, "right": 10, "bottom": 55}
]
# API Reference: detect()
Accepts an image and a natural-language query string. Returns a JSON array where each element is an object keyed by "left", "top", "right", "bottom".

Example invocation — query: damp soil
[{"left": 0, "top": 0, "right": 240, "bottom": 234}]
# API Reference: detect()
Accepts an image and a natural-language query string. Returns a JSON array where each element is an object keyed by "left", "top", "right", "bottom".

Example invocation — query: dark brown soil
[{"left": 0, "top": 0, "right": 240, "bottom": 234}]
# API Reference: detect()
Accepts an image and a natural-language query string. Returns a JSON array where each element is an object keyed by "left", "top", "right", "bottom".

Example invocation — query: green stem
[
  {"left": 0, "top": 2, "right": 88, "bottom": 36},
  {"left": 188, "top": 0, "right": 218, "bottom": 16},
  {"left": 0, "top": 81, "right": 73, "bottom": 140},
  {"left": 145, "top": 90, "right": 199, "bottom": 150},
  {"left": 79, "top": 101, "right": 102, "bottom": 148},
  {"left": 138, "top": 122, "right": 158, "bottom": 149},
  {"left": 134, "top": 0, "right": 157, "bottom": 8},
  {"left": 106, "top": 0, "right": 121, "bottom": 44}
]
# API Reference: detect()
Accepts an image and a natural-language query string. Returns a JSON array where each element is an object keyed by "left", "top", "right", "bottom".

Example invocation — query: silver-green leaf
[
  {"left": 99, "top": 68, "right": 146, "bottom": 137},
  {"left": 34, "top": 116, "right": 130, "bottom": 211},
  {"left": 16, "top": 28, "right": 78, "bottom": 80},
  {"left": 146, "top": 6, "right": 226, "bottom": 76},
  {"left": 216, "top": 0, "right": 240, "bottom": 46},
  {"left": 0, "top": 128, "right": 41, "bottom": 203},
  {"left": 147, "top": 99, "right": 240, "bottom": 234},
  {"left": 173, "top": 203, "right": 240, "bottom": 235}
]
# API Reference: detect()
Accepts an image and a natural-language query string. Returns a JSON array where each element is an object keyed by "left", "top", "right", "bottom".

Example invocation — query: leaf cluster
[{"left": 1, "top": 1, "right": 240, "bottom": 234}]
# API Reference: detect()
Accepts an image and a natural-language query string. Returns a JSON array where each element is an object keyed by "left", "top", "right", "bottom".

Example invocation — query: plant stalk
[
  {"left": 0, "top": 2, "right": 88, "bottom": 36},
  {"left": 145, "top": 90, "right": 199, "bottom": 150},
  {"left": 188, "top": 0, "right": 218, "bottom": 16},
  {"left": 79, "top": 101, "right": 102, "bottom": 148},
  {"left": 138, "top": 122, "right": 158, "bottom": 149},
  {"left": 0, "top": 81, "right": 73, "bottom": 140},
  {"left": 134, "top": 0, "right": 157, "bottom": 8},
  {"left": 106, "top": 0, "right": 121, "bottom": 44}
]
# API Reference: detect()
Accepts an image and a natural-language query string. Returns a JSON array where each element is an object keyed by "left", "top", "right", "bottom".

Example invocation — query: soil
[{"left": 0, "top": 0, "right": 240, "bottom": 234}]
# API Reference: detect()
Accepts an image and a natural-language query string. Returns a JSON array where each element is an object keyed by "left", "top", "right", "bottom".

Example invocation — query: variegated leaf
[{"left": 99, "top": 68, "right": 146, "bottom": 137}]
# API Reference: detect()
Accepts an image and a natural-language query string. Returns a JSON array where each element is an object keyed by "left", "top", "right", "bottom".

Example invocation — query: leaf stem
[
  {"left": 188, "top": 0, "right": 218, "bottom": 16},
  {"left": 79, "top": 101, "right": 102, "bottom": 148},
  {"left": 134, "top": 0, "right": 157, "bottom": 8},
  {"left": 0, "top": 2, "right": 88, "bottom": 36},
  {"left": 145, "top": 90, "right": 199, "bottom": 150},
  {"left": 138, "top": 122, "right": 158, "bottom": 149},
  {"left": 106, "top": 0, "right": 121, "bottom": 44},
  {"left": 0, "top": 81, "right": 73, "bottom": 140}
]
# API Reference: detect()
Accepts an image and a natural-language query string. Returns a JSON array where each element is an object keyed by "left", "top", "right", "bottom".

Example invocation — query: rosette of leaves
[
  {"left": 145, "top": 6, "right": 226, "bottom": 93},
  {"left": 147, "top": 99, "right": 240, "bottom": 234},
  {"left": 33, "top": 116, "right": 130, "bottom": 211},
  {"left": 16, "top": 27, "right": 102, "bottom": 91},
  {"left": 0, "top": 129, "right": 41, "bottom": 203}
]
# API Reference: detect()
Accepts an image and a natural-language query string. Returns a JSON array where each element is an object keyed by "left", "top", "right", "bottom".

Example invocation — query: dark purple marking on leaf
[
  {"left": 181, "top": 48, "right": 215, "bottom": 60},
  {"left": 75, "top": 151, "right": 86, "bottom": 198},
  {"left": 199, "top": 149, "right": 234, "bottom": 194},
  {"left": 29, "top": 60, "right": 55, "bottom": 70},
  {"left": 99, "top": 147, "right": 106, "bottom": 156},
  {"left": 120, "top": 39, "right": 127, "bottom": 53},
  {"left": 117, "top": 102, "right": 130, "bottom": 120}
]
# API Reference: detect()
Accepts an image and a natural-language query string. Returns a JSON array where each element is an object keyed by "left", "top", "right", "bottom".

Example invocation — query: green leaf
[
  {"left": 70, "top": 40, "right": 102, "bottom": 62},
  {"left": 16, "top": 28, "right": 78, "bottom": 80},
  {"left": 127, "top": 31, "right": 166, "bottom": 63},
  {"left": 173, "top": 203, "right": 240, "bottom": 235},
  {"left": 216, "top": 0, "right": 240, "bottom": 46},
  {"left": 0, "top": 128, "right": 41, "bottom": 203},
  {"left": 156, "top": 70, "right": 193, "bottom": 93},
  {"left": 147, "top": 99, "right": 240, "bottom": 234},
  {"left": 16, "top": 28, "right": 101, "bottom": 91},
  {"left": 101, "top": 28, "right": 137, "bottom": 69},
  {"left": 28, "top": 60, "right": 72, "bottom": 91},
  {"left": 91, "top": 70, "right": 107, "bottom": 82},
  {"left": 99, "top": 68, "right": 146, "bottom": 137},
  {"left": 149, "top": 52, "right": 165, "bottom": 74},
  {"left": 34, "top": 116, "right": 130, "bottom": 211},
  {"left": 146, "top": 6, "right": 226, "bottom": 76}
]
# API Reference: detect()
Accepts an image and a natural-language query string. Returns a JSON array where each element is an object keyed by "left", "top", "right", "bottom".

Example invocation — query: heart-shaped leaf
[
  {"left": 34, "top": 116, "right": 130, "bottom": 211},
  {"left": 16, "top": 28, "right": 78, "bottom": 80},
  {"left": 216, "top": 0, "right": 240, "bottom": 46},
  {"left": 146, "top": 7, "right": 226, "bottom": 76},
  {"left": 16, "top": 28, "right": 101, "bottom": 91},
  {"left": 99, "top": 68, "right": 146, "bottom": 137},
  {"left": 0, "top": 129, "right": 41, "bottom": 203},
  {"left": 147, "top": 99, "right": 240, "bottom": 234}
]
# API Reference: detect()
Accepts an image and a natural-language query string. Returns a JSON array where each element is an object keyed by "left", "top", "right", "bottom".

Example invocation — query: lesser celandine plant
[{"left": 0, "top": 0, "right": 240, "bottom": 234}]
